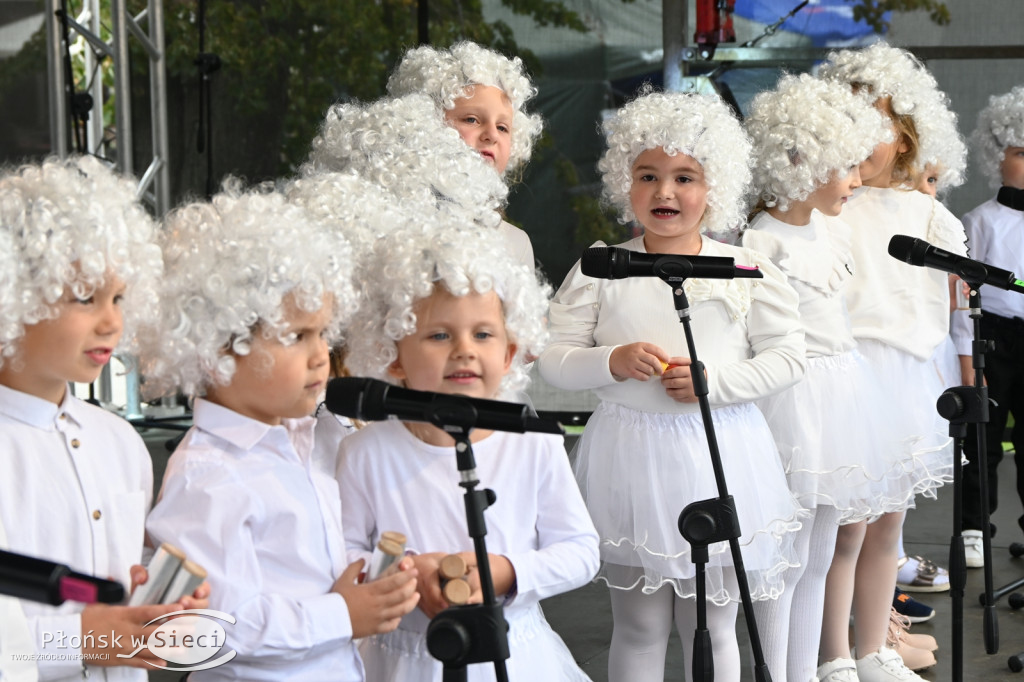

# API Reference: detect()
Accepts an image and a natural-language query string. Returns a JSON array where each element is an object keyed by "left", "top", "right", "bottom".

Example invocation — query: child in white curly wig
[
  {"left": 818, "top": 44, "right": 969, "bottom": 682},
  {"left": 387, "top": 41, "right": 544, "bottom": 266},
  {"left": 302, "top": 92, "right": 535, "bottom": 269},
  {"left": 742, "top": 72, "right": 941, "bottom": 682},
  {"left": 953, "top": 84, "right": 1024, "bottom": 571},
  {"left": 338, "top": 217, "right": 598, "bottom": 681},
  {"left": 142, "top": 183, "right": 421, "bottom": 682},
  {"left": 0, "top": 156, "right": 210, "bottom": 681},
  {"left": 538, "top": 89, "right": 807, "bottom": 682}
]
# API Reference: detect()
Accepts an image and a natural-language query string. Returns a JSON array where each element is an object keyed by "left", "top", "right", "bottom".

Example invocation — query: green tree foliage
[{"left": 849, "top": 0, "right": 951, "bottom": 32}]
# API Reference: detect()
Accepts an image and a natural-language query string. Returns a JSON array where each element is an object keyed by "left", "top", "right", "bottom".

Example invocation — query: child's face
[
  {"left": 859, "top": 99, "right": 908, "bottom": 187},
  {"left": 915, "top": 164, "right": 940, "bottom": 197},
  {"left": 628, "top": 147, "right": 708, "bottom": 252},
  {"left": 389, "top": 288, "right": 516, "bottom": 401},
  {"left": 445, "top": 85, "right": 514, "bottom": 174},
  {"left": 1001, "top": 146, "right": 1024, "bottom": 190},
  {"left": 0, "top": 277, "right": 124, "bottom": 404},
  {"left": 208, "top": 295, "right": 332, "bottom": 426},
  {"left": 807, "top": 166, "right": 862, "bottom": 217}
]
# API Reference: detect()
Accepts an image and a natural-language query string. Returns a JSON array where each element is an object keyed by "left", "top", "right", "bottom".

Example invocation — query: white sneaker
[
  {"left": 856, "top": 648, "right": 925, "bottom": 681},
  {"left": 964, "top": 529, "right": 984, "bottom": 568},
  {"left": 817, "top": 657, "right": 860, "bottom": 682}
]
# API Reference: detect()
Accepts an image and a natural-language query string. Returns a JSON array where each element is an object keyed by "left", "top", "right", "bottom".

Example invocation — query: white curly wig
[
  {"left": 386, "top": 41, "right": 543, "bottom": 173},
  {"left": 819, "top": 42, "right": 967, "bottom": 191},
  {"left": 303, "top": 93, "right": 506, "bottom": 228},
  {"left": 746, "top": 73, "right": 891, "bottom": 211},
  {"left": 598, "top": 88, "right": 753, "bottom": 237},
  {"left": 0, "top": 155, "right": 162, "bottom": 368},
  {"left": 971, "top": 85, "right": 1024, "bottom": 189},
  {"left": 141, "top": 180, "right": 357, "bottom": 397},
  {"left": 344, "top": 216, "right": 550, "bottom": 398}
]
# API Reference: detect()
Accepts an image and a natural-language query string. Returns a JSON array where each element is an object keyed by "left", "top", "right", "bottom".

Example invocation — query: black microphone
[
  {"left": 0, "top": 549, "right": 125, "bottom": 605},
  {"left": 997, "top": 186, "right": 1024, "bottom": 211},
  {"left": 887, "top": 234, "right": 1024, "bottom": 294},
  {"left": 325, "top": 377, "right": 564, "bottom": 435},
  {"left": 580, "top": 246, "right": 762, "bottom": 281}
]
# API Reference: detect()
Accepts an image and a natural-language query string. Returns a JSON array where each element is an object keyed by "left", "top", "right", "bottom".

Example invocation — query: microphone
[
  {"left": 997, "top": 186, "right": 1024, "bottom": 211},
  {"left": 0, "top": 549, "right": 125, "bottom": 605},
  {"left": 581, "top": 247, "right": 763, "bottom": 281},
  {"left": 887, "top": 234, "right": 1024, "bottom": 294},
  {"left": 325, "top": 377, "right": 564, "bottom": 435}
]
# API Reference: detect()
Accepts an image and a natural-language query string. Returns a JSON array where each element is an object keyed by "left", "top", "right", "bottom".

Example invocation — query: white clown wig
[
  {"left": 387, "top": 41, "right": 543, "bottom": 173},
  {"left": 0, "top": 155, "right": 162, "bottom": 367},
  {"left": 819, "top": 42, "right": 967, "bottom": 191},
  {"left": 598, "top": 88, "right": 753, "bottom": 237},
  {"left": 141, "top": 180, "right": 357, "bottom": 397},
  {"left": 746, "top": 73, "right": 890, "bottom": 210},
  {"left": 303, "top": 93, "right": 506, "bottom": 228},
  {"left": 344, "top": 216, "right": 550, "bottom": 398},
  {"left": 971, "top": 85, "right": 1024, "bottom": 189}
]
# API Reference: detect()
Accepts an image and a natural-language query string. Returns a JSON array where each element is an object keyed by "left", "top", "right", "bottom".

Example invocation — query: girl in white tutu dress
[
  {"left": 537, "top": 88, "right": 807, "bottom": 682},
  {"left": 815, "top": 43, "right": 968, "bottom": 682},
  {"left": 740, "top": 73, "right": 908, "bottom": 682}
]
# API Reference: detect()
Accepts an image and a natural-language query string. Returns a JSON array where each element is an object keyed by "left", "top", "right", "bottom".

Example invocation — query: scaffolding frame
[{"left": 44, "top": 0, "right": 169, "bottom": 418}]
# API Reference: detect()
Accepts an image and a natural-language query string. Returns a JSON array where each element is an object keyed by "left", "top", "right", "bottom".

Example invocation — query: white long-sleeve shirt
[
  {"left": 843, "top": 187, "right": 967, "bottom": 360},
  {"left": 0, "top": 384, "right": 151, "bottom": 682},
  {"left": 537, "top": 235, "right": 806, "bottom": 412},
  {"left": 337, "top": 421, "right": 598, "bottom": 679},
  {"left": 741, "top": 210, "right": 858, "bottom": 358},
  {"left": 146, "top": 399, "right": 361, "bottom": 682},
  {"left": 0, "top": 512, "right": 39, "bottom": 682},
  {"left": 951, "top": 197, "right": 1024, "bottom": 355}
]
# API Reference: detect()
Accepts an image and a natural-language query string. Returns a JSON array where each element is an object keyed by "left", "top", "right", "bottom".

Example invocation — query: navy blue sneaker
[{"left": 893, "top": 587, "right": 935, "bottom": 623}]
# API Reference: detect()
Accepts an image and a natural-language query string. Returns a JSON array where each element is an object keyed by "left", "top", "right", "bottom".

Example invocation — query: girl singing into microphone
[
  {"left": 536, "top": 88, "right": 806, "bottom": 682},
  {"left": 337, "top": 212, "right": 598, "bottom": 682}
]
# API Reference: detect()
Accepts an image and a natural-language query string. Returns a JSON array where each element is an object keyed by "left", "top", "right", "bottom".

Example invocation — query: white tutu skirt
[
  {"left": 574, "top": 401, "right": 804, "bottom": 605},
  {"left": 358, "top": 603, "right": 590, "bottom": 682},
  {"left": 855, "top": 339, "right": 954, "bottom": 508},
  {"left": 757, "top": 350, "right": 945, "bottom": 523}
]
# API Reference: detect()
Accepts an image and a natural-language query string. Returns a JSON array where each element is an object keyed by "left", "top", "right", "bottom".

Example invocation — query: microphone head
[
  {"left": 581, "top": 247, "right": 611, "bottom": 279},
  {"left": 325, "top": 376, "right": 382, "bottom": 420},
  {"left": 887, "top": 234, "right": 919, "bottom": 264}
]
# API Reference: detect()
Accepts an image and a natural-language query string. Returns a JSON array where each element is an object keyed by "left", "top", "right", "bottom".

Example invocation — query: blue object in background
[{"left": 735, "top": 0, "right": 889, "bottom": 46}]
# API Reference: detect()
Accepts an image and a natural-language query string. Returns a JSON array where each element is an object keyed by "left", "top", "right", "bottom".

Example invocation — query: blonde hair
[{"left": 819, "top": 42, "right": 966, "bottom": 190}]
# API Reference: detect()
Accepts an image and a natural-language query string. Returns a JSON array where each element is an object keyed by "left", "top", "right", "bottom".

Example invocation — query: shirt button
[
  {"left": 59, "top": 414, "right": 66, "bottom": 420},
  {"left": 92, "top": 510, "right": 101, "bottom": 520},
  {"left": 586, "top": 284, "right": 594, "bottom": 290},
  {"left": 71, "top": 439, "right": 81, "bottom": 448}
]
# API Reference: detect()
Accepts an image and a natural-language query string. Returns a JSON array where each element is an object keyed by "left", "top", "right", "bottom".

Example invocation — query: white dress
[
  {"left": 0, "top": 384, "right": 150, "bottom": 682},
  {"left": 537, "top": 235, "right": 807, "bottom": 604},
  {"left": 842, "top": 187, "right": 964, "bottom": 496},
  {"left": 337, "top": 420, "right": 599, "bottom": 682},
  {"left": 146, "top": 399, "right": 364, "bottom": 682},
  {"left": 743, "top": 211, "right": 945, "bottom": 521}
]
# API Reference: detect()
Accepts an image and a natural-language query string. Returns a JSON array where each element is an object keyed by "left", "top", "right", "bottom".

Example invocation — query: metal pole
[
  {"left": 45, "top": 0, "right": 69, "bottom": 157},
  {"left": 663, "top": 0, "right": 687, "bottom": 92}
]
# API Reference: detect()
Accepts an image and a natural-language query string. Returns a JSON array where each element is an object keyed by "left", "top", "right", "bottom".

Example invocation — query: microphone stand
[
  {"left": 424, "top": 412, "right": 510, "bottom": 681},
  {"left": 666, "top": 278, "right": 772, "bottom": 682},
  {"left": 936, "top": 283, "right": 999, "bottom": 682}
]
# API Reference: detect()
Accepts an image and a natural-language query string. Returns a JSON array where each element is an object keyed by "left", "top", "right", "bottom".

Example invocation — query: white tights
[
  {"left": 752, "top": 505, "right": 840, "bottom": 682},
  {"left": 608, "top": 581, "right": 740, "bottom": 682}
]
